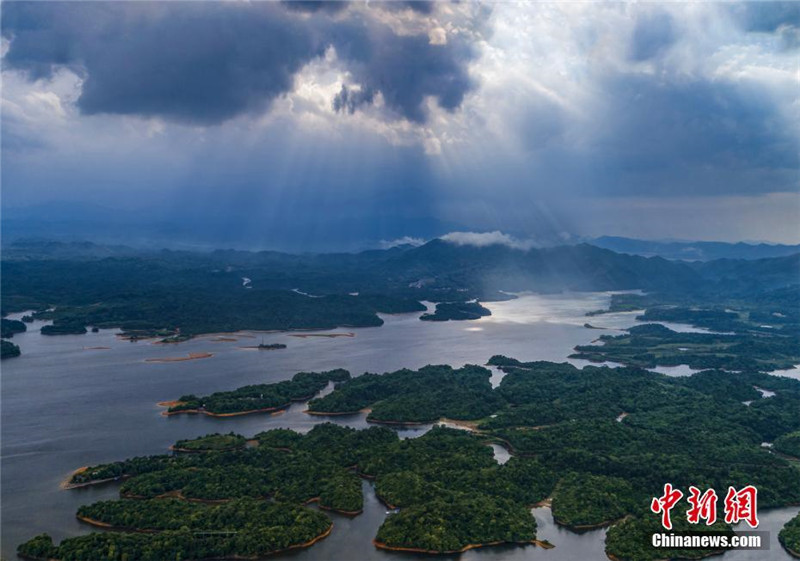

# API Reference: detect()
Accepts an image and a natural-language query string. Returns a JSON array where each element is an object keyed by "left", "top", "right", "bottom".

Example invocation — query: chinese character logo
[
  {"left": 651, "top": 483, "right": 683, "bottom": 530},
  {"left": 651, "top": 484, "right": 759, "bottom": 530},
  {"left": 686, "top": 486, "right": 718, "bottom": 525},
  {"left": 724, "top": 485, "right": 759, "bottom": 528}
]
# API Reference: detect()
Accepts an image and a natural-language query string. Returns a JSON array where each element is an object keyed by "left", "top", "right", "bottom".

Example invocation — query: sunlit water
[{"left": 2, "top": 293, "right": 797, "bottom": 560}]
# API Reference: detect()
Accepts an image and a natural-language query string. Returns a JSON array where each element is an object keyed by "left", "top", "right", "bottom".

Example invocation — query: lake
[{"left": 2, "top": 292, "right": 797, "bottom": 560}]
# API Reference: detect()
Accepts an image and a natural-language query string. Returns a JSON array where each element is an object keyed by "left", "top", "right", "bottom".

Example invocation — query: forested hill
[
  {"left": 2, "top": 238, "right": 797, "bottom": 340},
  {"left": 592, "top": 236, "right": 800, "bottom": 261},
  {"left": 3, "top": 238, "right": 798, "bottom": 300}
]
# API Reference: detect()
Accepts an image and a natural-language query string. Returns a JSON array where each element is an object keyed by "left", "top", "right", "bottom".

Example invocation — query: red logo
[
  {"left": 723, "top": 485, "right": 759, "bottom": 528},
  {"left": 651, "top": 483, "right": 683, "bottom": 530},
  {"left": 651, "top": 484, "right": 759, "bottom": 529},
  {"left": 686, "top": 486, "right": 718, "bottom": 525}
]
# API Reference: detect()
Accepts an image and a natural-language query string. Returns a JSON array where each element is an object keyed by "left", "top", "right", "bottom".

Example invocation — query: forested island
[
  {"left": 171, "top": 433, "right": 247, "bottom": 453},
  {"left": 27, "top": 355, "right": 800, "bottom": 560},
  {"left": 780, "top": 513, "right": 800, "bottom": 558},
  {"left": 1, "top": 318, "right": 26, "bottom": 358},
  {"left": 164, "top": 370, "right": 350, "bottom": 416},
  {"left": 1, "top": 318, "right": 26, "bottom": 338},
  {"left": 420, "top": 301, "right": 491, "bottom": 322},
  {"left": 307, "top": 364, "right": 502, "bottom": 423},
  {"left": 571, "top": 323, "right": 800, "bottom": 371},
  {"left": 605, "top": 515, "right": 735, "bottom": 560},
  {"left": 19, "top": 500, "right": 333, "bottom": 561},
  {"left": 1, "top": 339, "right": 21, "bottom": 359}
]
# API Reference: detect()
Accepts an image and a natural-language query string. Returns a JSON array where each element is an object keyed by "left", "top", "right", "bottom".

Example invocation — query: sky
[{"left": 1, "top": 1, "right": 799, "bottom": 250}]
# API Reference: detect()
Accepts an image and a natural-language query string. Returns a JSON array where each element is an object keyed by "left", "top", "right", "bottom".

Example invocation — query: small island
[
  {"left": 420, "top": 301, "right": 491, "bottom": 322},
  {"left": 306, "top": 364, "right": 503, "bottom": 423},
  {"left": 19, "top": 500, "right": 333, "bottom": 561},
  {"left": 170, "top": 433, "right": 247, "bottom": 453},
  {"left": 1, "top": 318, "right": 27, "bottom": 338},
  {"left": 1, "top": 339, "right": 21, "bottom": 359},
  {"left": 41, "top": 321, "right": 88, "bottom": 335},
  {"left": 163, "top": 369, "right": 351, "bottom": 416},
  {"left": 570, "top": 323, "right": 800, "bottom": 371},
  {"left": 780, "top": 513, "right": 800, "bottom": 558},
  {"left": 605, "top": 515, "right": 735, "bottom": 560}
]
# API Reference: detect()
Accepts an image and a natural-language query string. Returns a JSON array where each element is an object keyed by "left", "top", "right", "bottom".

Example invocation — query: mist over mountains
[{"left": 4, "top": 235, "right": 798, "bottom": 302}]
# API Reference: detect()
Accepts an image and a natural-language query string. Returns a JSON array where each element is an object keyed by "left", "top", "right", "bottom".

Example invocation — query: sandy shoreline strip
[
  {"left": 290, "top": 332, "right": 355, "bottom": 339},
  {"left": 158, "top": 401, "right": 291, "bottom": 418},
  {"left": 372, "top": 538, "right": 542, "bottom": 554},
  {"left": 145, "top": 352, "right": 213, "bottom": 363}
]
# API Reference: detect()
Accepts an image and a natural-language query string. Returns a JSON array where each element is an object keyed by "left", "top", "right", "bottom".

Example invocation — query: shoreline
[
  {"left": 372, "top": 538, "right": 542, "bottom": 555},
  {"left": 61, "top": 467, "right": 129, "bottom": 490},
  {"left": 554, "top": 515, "right": 627, "bottom": 531},
  {"left": 76, "top": 515, "right": 157, "bottom": 533},
  {"left": 780, "top": 538, "right": 800, "bottom": 559},
  {"left": 290, "top": 332, "right": 355, "bottom": 339},
  {"left": 22, "top": 523, "right": 334, "bottom": 561},
  {"left": 305, "top": 407, "right": 372, "bottom": 417},
  {"left": 159, "top": 402, "right": 291, "bottom": 418},
  {"left": 145, "top": 352, "right": 213, "bottom": 363},
  {"left": 303, "top": 497, "right": 363, "bottom": 516},
  {"left": 169, "top": 444, "right": 246, "bottom": 453}
]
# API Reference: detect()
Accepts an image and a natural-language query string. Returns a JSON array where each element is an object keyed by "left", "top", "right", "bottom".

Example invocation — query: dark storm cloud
[
  {"left": 734, "top": 1, "right": 800, "bottom": 33},
  {"left": 1, "top": 1, "right": 479, "bottom": 125},
  {"left": 629, "top": 12, "right": 677, "bottom": 61},
  {"left": 386, "top": 2, "right": 436, "bottom": 15},
  {"left": 732, "top": 1, "right": 799, "bottom": 49},
  {"left": 332, "top": 84, "right": 376, "bottom": 114},
  {"left": 583, "top": 73, "right": 798, "bottom": 195},
  {"left": 338, "top": 30, "right": 476, "bottom": 122},
  {"left": 281, "top": 1, "right": 349, "bottom": 15},
  {"left": 2, "top": 3, "right": 323, "bottom": 125}
]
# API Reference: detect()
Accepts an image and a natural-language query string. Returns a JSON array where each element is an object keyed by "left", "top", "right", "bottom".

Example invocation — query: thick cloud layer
[
  {"left": 1, "top": 1, "right": 480, "bottom": 124},
  {"left": 1, "top": 2, "right": 798, "bottom": 247}
]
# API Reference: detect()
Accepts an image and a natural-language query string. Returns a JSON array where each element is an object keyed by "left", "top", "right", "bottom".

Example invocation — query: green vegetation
[
  {"left": 774, "top": 431, "right": 800, "bottom": 458},
  {"left": 68, "top": 455, "right": 179, "bottom": 486},
  {"left": 169, "top": 369, "right": 350, "bottom": 415},
  {"left": 0, "top": 257, "right": 433, "bottom": 340},
  {"left": 308, "top": 364, "right": 503, "bottom": 423},
  {"left": 420, "top": 301, "right": 491, "bottom": 322},
  {"left": 68, "top": 424, "right": 397, "bottom": 512},
  {"left": 40, "top": 321, "right": 88, "bottom": 335},
  {"left": 76, "top": 497, "right": 321, "bottom": 532},
  {"left": 375, "top": 496, "right": 536, "bottom": 552},
  {"left": 779, "top": 513, "right": 800, "bottom": 557},
  {"left": 26, "top": 351, "right": 800, "bottom": 558},
  {"left": 1, "top": 339, "right": 21, "bottom": 359},
  {"left": 571, "top": 323, "right": 800, "bottom": 371},
  {"left": 1, "top": 318, "right": 26, "bottom": 338},
  {"left": 551, "top": 472, "right": 639, "bottom": 528},
  {"left": 172, "top": 433, "right": 247, "bottom": 452},
  {"left": 605, "top": 514, "right": 734, "bottom": 561},
  {"left": 21, "top": 500, "right": 331, "bottom": 561}
]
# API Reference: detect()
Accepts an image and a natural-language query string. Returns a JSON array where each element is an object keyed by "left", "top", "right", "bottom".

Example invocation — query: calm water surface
[{"left": 2, "top": 293, "right": 797, "bottom": 560}]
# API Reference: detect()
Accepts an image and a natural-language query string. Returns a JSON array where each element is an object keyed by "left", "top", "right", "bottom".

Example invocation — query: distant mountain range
[
  {"left": 591, "top": 236, "right": 800, "bottom": 261},
  {"left": 4, "top": 237, "right": 798, "bottom": 301}
]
